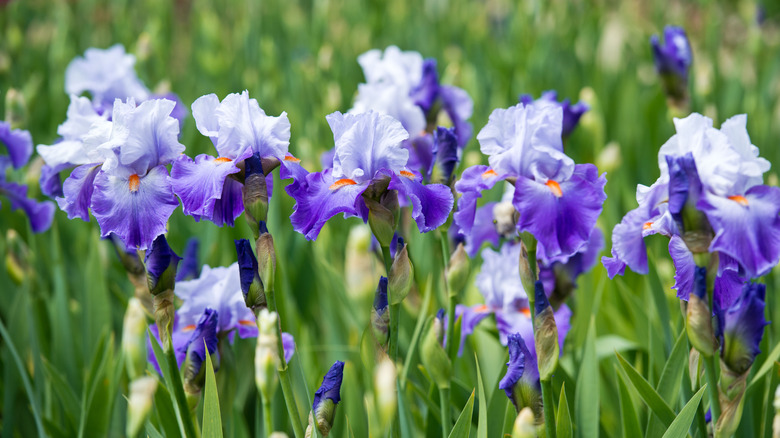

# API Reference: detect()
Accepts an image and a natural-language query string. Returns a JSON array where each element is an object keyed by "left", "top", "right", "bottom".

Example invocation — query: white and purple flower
[{"left": 518, "top": 91, "right": 589, "bottom": 138}]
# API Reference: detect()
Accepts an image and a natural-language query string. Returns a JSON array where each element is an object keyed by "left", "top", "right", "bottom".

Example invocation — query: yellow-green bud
[
  {"left": 419, "top": 316, "right": 452, "bottom": 389},
  {"left": 511, "top": 407, "right": 537, "bottom": 438},
  {"left": 374, "top": 357, "right": 397, "bottom": 430},
  {"left": 255, "top": 309, "right": 280, "bottom": 400},
  {"left": 445, "top": 243, "right": 469, "bottom": 296},
  {"left": 493, "top": 202, "right": 517, "bottom": 237},
  {"left": 686, "top": 293, "right": 717, "bottom": 357},
  {"left": 772, "top": 385, "right": 780, "bottom": 438},
  {"left": 256, "top": 223, "right": 276, "bottom": 292},
  {"left": 122, "top": 298, "right": 148, "bottom": 379},
  {"left": 126, "top": 377, "right": 158, "bottom": 438},
  {"left": 5, "top": 230, "right": 30, "bottom": 285},
  {"left": 388, "top": 243, "right": 413, "bottom": 305},
  {"left": 364, "top": 197, "right": 396, "bottom": 248},
  {"left": 518, "top": 241, "right": 537, "bottom": 302},
  {"left": 533, "top": 282, "right": 559, "bottom": 382},
  {"left": 715, "top": 365, "right": 747, "bottom": 438}
]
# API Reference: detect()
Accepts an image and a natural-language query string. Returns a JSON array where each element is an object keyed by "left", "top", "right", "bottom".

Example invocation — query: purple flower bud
[
  {"left": 720, "top": 282, "right": 768, "bottom": 374},
  {"left": 181, "top": 308, "right": 219, "bottom": 394},
  {"left": 312, "top": 360, "right": 345, "bottom": 436},
  {"left": 234, "top": 239, "right": 265, "bottom": 309},
  {"left": 650, "top": 26, "right": 692, "bottom": 103},
  {"left": 144, "top": 235, "right": 181, "bottom": 295}
]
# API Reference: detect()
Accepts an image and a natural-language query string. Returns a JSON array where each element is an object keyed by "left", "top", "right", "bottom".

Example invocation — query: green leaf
[
  {"left": 202, "top": 347, "right": 223, "bottom": 438},
  {"left": 448, "top": 390, "right": 475, "bottom": 438},
  {"left": 556, "top": 383, "right": 572, "bottom": 438},
  {"left": 660, "top": 385, "right": 707, "bottom": 438},
  {"left": 575, "top": 318, "right": 599, "bottom": 438},
  {"left": 145, "top": 421, "right": 165, "bottom": 438},
  {"left": 615, "top": 352, "right": 676, "bottom": 427},
  {"left": 656, "top": 330, "right": 688, "bottom": 402},
  {"left": 0, "top": 318, "right": 45, "bottom": 437},
  {"left": 595, "top": 335, "right": 639, "bottom": 360},
  {"left": 476, "top": 357, "right": 488, "bottom": 438},
  {"left": 152, "top": 383, "right": 182, "bottom": 438},
  {"left": 748, "top": 340, "right": 780, "bottom": 390},
  {"left": 616, "top": 366, "right": 642, "bottom": 438},
  {"left": 41, "top": 357, "right": 80, "bottom": 431},
  {"left": 148, "top": 330, "right": 198, "bottom": 438}
]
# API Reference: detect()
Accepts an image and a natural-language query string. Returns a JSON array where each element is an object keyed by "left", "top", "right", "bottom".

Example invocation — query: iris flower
[
  {"left": 650, "top": 26, "right": 693, "bottom": 103},
  {"left": 518, "top": 91, "right": 589, "bottom": 138}
]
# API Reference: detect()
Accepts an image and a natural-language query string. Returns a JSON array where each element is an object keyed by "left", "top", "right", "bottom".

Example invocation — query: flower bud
[
  {"left": 364, "top": 196, "right": 396, "bottom": 248},
  {"left": 5, "top": 229, "right": 30, "bottom": 285},
  {"left": 420, "top": 316, "right": 452, "bottom": 389},
  {"left": 345, "top": 225, "right": 379, "bottom": 302},
  {"left": 109, "top": 234, "right": 145, "bottom": 277},
  {"left": 446, "top": 243, "right": 469, "bottom": 296},
  {"left": 388, "top": 241, "right": 413, "bottom": 304},
  {"left": 431, "top": 127, "right": 460, "bottom": 185},
  {"left": 255, "top": 309, "right": 280, "bottom": 401},
  {"left": 493, "top": 202, "right": 518, "bottom": 237},
  {"left": 374, "top": 357, "right": 397, "bottom": 430},
  {"left": 533, "top": 282, "right": 559, "bottom": 382},
  {"left": 720, "top": 282, "right": 767, "bottom": 375},
  {"left": 518, "top": 241, "right": 537, "bottom": 303},
  {"left": 311, "top": 361, "right": 345, "bottom": 436},
  {"left": 122, "top": 298, "right": 148, "bottom": 379},
  {"left": 715, "top": 366, "right": 747, "bottom": 438},
  {"left": 686, "top": 267, "right": 717, "bottom": 357},
  {"left": 511, "top": 407, "right": 537, "bottom": 438},
  {"left": 772, "top": 385, "right": 780, "bottom": 438},
  {"left": 243, "top": 154, "right": 269, "bottom": 237},
  {"left": 256, "top": 222, "right": 277, "bottom": 292},
  {"left": 650, "top": 26, "right": 692, "bottom": 108},
  {"left": 371, "top": 277, "right": 390, "bottom": 346},
  {"left": 235, "top": 239, "right": 266, "bottom": 310},
  {"left": 126, "top": 376, "right": 158, "bottom": 438},
  {"left": 144, "top": 235, "right": 181, "bottom": 296},
  {"left": 499, "top": 334, "right": 542, "bottom": 417},
  {"left": 182, "top": 309, "right": 219, "bottom": 399}
]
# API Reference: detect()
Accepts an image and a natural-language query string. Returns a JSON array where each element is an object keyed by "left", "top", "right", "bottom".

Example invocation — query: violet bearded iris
[
  {"left": 0, "top": 121, "right": 54, "bottom": 232},
  {"left": 602, "top": 113, "right": 780, "bottom": 305},
  {"left": 170, "top": 91, "right": 296, "bottom": 227},
  {"left": 454, "top": 101, "right": 607, "bottom": 262},
  {"left": 286, "top": 111, "right": 453, "bottom": 240}
]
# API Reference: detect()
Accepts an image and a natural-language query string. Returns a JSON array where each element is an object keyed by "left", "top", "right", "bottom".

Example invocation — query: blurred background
[{"left": 1, "top": 0, "right": 780, "bottom": 436}]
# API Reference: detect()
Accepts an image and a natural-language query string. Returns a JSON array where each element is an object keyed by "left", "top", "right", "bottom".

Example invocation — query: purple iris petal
[
  {"left": 518, "top": 91, "right": 589, "bottom": 138},
  {"left": 374, "top": 276, "right": 389, "bottom": 314},
  {"left": 669, "top": 235, "right": 696, "bottom": 300},
  {"left": 439, "top": 85, "right": 474, "bottom": 148},
  {"left": 235, "top": 239, "right": 260, "bottom": 300},
  {"left": 313, "top": 360, "right": 345, "bottom": 411},
  {"left": 453, "top": 165, "right": 502, "bottom": 236},
  {"left": 699, "top": 185, "right": 780, "bottom": 278},
  {"left": 144, "top": 235, "right": 181, "bottom": 290},
  {"left": 170, "top": 154, "right": 241, "bottom": 223},
  {"left": 90, "top": 165, "right": 179, "bottom": 250},
  {"left": 181, "top": 308, "right": 219, "bottom": 377},
  {"left": 714, "top": 269, "right": 745, "bottom": 311},
  {"left": 0, "top": 181, "right": 55, "bottom": 232},
  {"left": 282, "top": 332, "right": 296, "bottom": 363},
  {"left": 0, "top": 121, "right": 32, "bottom": 169},
  {"left": 455, "top": 304, "right": 491, "bottom": 357},
  {"left": 476, "top": 243, "right": 528, "bottom": 312},
  {"left": 147, "top": 316, "right": 190, "bottom": 374},
  {"left": 153, "top": 92, "right": 188, "bottom": 126},
  {"left": 650, "top": 26, "right": 692, "bottom": 81},
  {"left": 56, "top": 163, "right": 101, "bottom": 221},
  {"left": 65, "top": 44, "right": 150, "bottom": 106},
  {"left": 405, "top": 135, "right": 435, "bottom": 178},
  {"left": 176, "top": 238, "right": 200, "bottom": 282},
  {"left": 513, "top": 163, "right": 607, "bottom": 262},
  {"left": 498, "top": 333, "right": 533, "bottom": 408},
  {"left": 40, "top": 163, "right": 69, "bottom": 198},
  {"left": 721, "top": 283, "right": 768, "bottom": 374},
  {"left": 388, "top": 170, "right": 453, "bottom": 232},
  {"left": 287, "top": 168, "right": 367, "bottom": 241},
  {"left": 432, "top": 127, "right": 460, "bottom": 183},
  {"left": 176, "top": 263, "right": 258, "bottom": 339},
  {"left": 210, "top": 177, "right": 245, "bottom": 227},
  {"left": 410, "top": 59, "right": 439, "bottom": 114},
  {"left": 463, "top": 202, "right": 501, "bottom": 257}
]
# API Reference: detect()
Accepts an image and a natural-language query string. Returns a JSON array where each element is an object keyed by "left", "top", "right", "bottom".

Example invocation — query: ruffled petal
[
  {"left": 514, "top": 163, "right": 607, "bottom": 262},
  {"left": 699, "top": 185, "right": 780, "bottom": 278},
  {"left": 55, "top": 163, "right": 102, "bottom": 221},
  {"left": 0, "top": 181, "right": 55, "bottom": 232},
  {"left": 669, "top": 235, "right": 696, "bottom": 300},
  {"left": 170, "top": 154, "right": 241, "bottom": 221},
  {"left": 286, "top": 168, "right": 367, "bottom": 240},
  {"left": 464, "top": 202, "right": 501, "bottom": 257},
  {"left": 91, "top": 165, "right": 178, "bottom": 250},
  {"left": 214, "top": 91, "right": 291, "bottom": 162},
  {"left": 453, "top": 165, "right": 502, "bottom": 236},
  {"left": 389, "top": 170, "right": 453, "bottom": 232}
]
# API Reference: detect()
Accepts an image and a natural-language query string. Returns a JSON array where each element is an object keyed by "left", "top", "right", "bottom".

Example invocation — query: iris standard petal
[{"left": 213, "top": 91, "right": 291, "bottom": 162}]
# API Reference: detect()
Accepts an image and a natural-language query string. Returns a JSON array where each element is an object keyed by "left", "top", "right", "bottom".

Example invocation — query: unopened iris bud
[
  {"left": 533, "top": 282, "right": 559, "bottom": 382},
  {"left": 511, "top": 407, "right": 537, "bottom": 438},
  {"left": 374, "top": 357, "right": 397, "bottom": 430},
  {"left": 145, "top": 235, "right": 180, "bottom": 352},
  {"left": 255, "top": 309, "right": 280, "bottom": 401},
  {"left": 446, "top": 243, "right": 469, "bottom": 296},
  {"left": 517, "top": 242, "right": 537, "bottom": 307},
  {"left": 715, "top": 367, "right": 748, "bottom": 438},
  {"left": 5, "top": 230, "right": 30, "bottom": 285},
  {"left": 243, "top": 154, "right": 269, "bottom": 237},
  {"left": 371, "top": 277, "right": 390, "bottom": 346},
  {"left": 235, "top": 239, "right": 266, "bottom": 311},
  {"left": 256, "top": 221, "right": 277, "bottom": 292},
  {"left": 772, "top": 385, "right": 780, "bottom": 438},
  {"left": 493, "top": 202, "right": 518, "bottom": 237},
  {"left": 388, "top": 240, "right": 413, "bottom": 304},
  {"left": 182, "top": 308, "right": 219, "bottom": 403},
  {"left": 650, "top": 26, "right": 692, "bottom": 107},
  {"left": 176, "top": 238, "right": 200, "bottom": 281},
  {"left": 122, "top": 298, "right": 148, "bottom": 379},
  {"left": 499, "top": 334, "right": 542, "bottom": 418},
  {"left": 309, "top": 361, "right": 345, "bottom": 437},
  {"left": 431, "top": 127, "right": 460, "bottom": 185},
  {"left": 686, "top": 266, "right": 717, "bottom": 357},
  {"left": 363, "top": 180, "right": 398, "bottom": 247},
  {"left": 721, "top": 282, "right": 768, "bottom": 375},
  {"left": 126, "top": 376, "right": 158, "bottom": 438},
  {"left": 420, "top": 315, "right": 452, "bottom": 389}
]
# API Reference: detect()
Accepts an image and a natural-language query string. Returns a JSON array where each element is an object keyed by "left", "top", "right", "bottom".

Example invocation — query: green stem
[
  {"left": 439, "top": 387, "right": 451, "bottom": 438},
  {"left": 265, "top": 288, "right": 305, "bottom": 438},
  {"left": 263, "top": 396, "right": 273, "bottom": 438},
  {"left": 381, "top": 244, "right": 400, "bottom": 438},
  {"left": 439, "top": 231, "right": 457, "bottom": 361},
  {"left": 703, "top": 354, "right": 721, "bottom": 426},
  {"left": 541, "top": 379, "right": 557, "bottom": 438}
]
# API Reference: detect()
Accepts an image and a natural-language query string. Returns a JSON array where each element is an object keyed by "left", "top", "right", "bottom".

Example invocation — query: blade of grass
[
  {"left": 660, "top": 385, "right": 706, "bottom": 438},
  {"left": 0, "top": 318, "right": 46, "bottom": 437},
  {"left": 556, "top": 383, "right": 572, "bottom": 438},
  {"left": 202, "top": 344, "right": 223, "bottom": 438},
  {"left": 615, "top": 352, "right": 676, "bottom": 427},
  {"left": 447, "top": 390, "right": 474, "bottom": 438}
]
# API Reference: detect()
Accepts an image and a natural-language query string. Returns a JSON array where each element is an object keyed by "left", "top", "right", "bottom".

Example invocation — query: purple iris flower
[
  {"left": 718, "top": 282, "right": 768, "bottom": 375},
  {"left": 170, "top": 91, "right": 294, "bottom": 227},
  {"left": 176, "top": 238, "right": 201, "bottom": 281},
  {"left": 175, "top": 262, "right": 260, "bottom": 340},
  {"left": 603, "top": 113, "right": 780, "bottom": 292},
  {"left": 448, "top": 201, "right": 501, "bottom": 258},
  {"left": 650, "top": 26, "right": 692, "bottom": 102},
  {"left": 286, "top": 111, "right": 453, "bottom": 240},
  {"left": 539, "top": 227, "right": 604, "bottom": 304},
  {"left": 498, "top": 333, "right": 539, "bottom": 410},
  {"left": 455, "top": 102, "right": 607, "bottom": 262},
  {"left": 518, "top": 91, "right": 589, "bottom": 138},
  {"left": 182, "top": 308, "right": 219, "bottom": 375},
  {"left": 0, "top": 122, "right": 54, "bottom": 232},
  {"left": 351, "top": 46, "right": 473, "bottom": 174}
]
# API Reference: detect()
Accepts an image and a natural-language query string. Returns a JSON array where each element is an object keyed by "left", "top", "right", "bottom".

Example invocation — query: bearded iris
[{"left": 286, "top": 111, "right": 453, "bottom": 240}]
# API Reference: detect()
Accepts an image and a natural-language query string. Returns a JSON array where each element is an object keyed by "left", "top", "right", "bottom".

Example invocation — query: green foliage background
[{"left": 1, "top": 0, "right": 780, "bottom": 436}]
